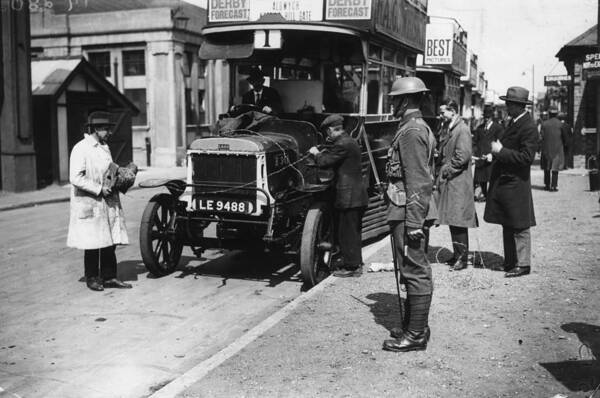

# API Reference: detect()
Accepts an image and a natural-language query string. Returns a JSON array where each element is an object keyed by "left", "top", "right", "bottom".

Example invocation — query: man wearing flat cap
[
  {"left": 484, "top": 86, "right": 538, "bottom": 278},
  {"left": 241, "top": 67, "right": 282, "bottom": 115},
  {"left": 540, "top": 107, "right": 566, "bottom": 191},
  {"left": 309, "top": 114, "right": 368, "bottom": 277}
]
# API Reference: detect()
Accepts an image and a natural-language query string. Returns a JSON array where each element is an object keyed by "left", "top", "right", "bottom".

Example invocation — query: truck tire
[
  {"left": 300, "top": 202, "right": 333, "bottom": 287},
  {"left": 140, "top": 193, "right": 183, "bottom": 277}
]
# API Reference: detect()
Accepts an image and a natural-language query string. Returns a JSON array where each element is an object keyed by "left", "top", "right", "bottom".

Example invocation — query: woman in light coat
[
  {"left": 435, "top": 99, "right": 478, "bottom": 271},
  {"left": 67, "top": 111, "right": 131, "bottom": 291}
]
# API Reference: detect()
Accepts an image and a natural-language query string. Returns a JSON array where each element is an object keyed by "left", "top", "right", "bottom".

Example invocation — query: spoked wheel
[
  {"left": 140, "top": 193, "right": 183, "bottom": 277},
  {"left": 300, "top": 202, "right": 334, "bottom": 287}
]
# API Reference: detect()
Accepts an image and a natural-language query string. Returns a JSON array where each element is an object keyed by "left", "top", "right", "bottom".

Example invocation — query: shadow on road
[
  {"left": 540, "top": 322, "right": 600, "bottom": 393},
  {"left": 427, "top": 246, "right": 505, "bottom": 271},
  {"left": 116, "top": 255, "right": 197, "bottom": 281},
  {"left": 175, "top": 250, "right": 302, "bottom": 288},
  {"left": 363, "top": 292, "right": 405, "bottom": 334}
]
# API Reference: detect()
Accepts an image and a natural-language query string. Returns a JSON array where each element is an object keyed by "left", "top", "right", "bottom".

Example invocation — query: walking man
[
  {"left": 484, "top": 87, "right": 537, "bottom": 278},
  {"left": 381, "top": 77, "right": 437, "bottom": 352},
  {"left": 309, "top": 114, "right": 368, "bottom": 277},
  {"left": 435, "top": 99, "right": 478, "bottom": 271},
  {"left": 540, "top": 107, "right": 566, "bottom": 191}
]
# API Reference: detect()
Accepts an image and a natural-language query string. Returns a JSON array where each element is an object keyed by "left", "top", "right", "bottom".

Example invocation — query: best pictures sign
[{"left": 424, "top": 23, "right": 454, "bottom": 65}]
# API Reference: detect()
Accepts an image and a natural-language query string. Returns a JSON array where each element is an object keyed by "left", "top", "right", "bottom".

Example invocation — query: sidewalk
[
  {"left": 0, "top": 167, "right": 186, "bottom": 212},
  {"left": 166, "top": 170, "right": 599, "bottom": 398}
]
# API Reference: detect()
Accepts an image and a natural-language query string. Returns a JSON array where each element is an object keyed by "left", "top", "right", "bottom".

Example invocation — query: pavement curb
[
  {"left": 0, "top": 183, "right": 151, "bottom": 212},
  {"left": 149, "top": 236, "right": 390, "bottom": 398}
]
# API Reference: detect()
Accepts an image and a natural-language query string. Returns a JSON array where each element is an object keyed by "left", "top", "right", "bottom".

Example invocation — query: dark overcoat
[
  {"left": 435, "top": 118, "right": 477, "bottom": 228},
  {"left": 473, "top": 120, "right": 504, "bottom": 182},
  {"left": 484, "top": 112, "right": 537, "bottom": 229},
  {"left": 315, "top": 133, "right": 368, "bottom": 209},
  {"left": 540, "top": 117, "right": 565, "bottom": 171},
  {"left": 242, "top": 86, "right": 282, "bottom": 114}
]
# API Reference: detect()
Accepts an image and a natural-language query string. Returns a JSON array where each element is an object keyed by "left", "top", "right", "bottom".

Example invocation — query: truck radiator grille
[{"left": 191, "top": 153, "right": 257, "bottom": 186}]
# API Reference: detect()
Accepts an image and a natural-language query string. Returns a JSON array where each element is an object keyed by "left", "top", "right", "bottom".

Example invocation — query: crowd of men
[{"left": 309, "top": 76, "right": 552, "bottom": 353}]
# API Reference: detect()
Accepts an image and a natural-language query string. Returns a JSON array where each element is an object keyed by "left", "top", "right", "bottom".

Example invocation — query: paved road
[{"left": 0, "top": 188, "right": 305, "bottom": 398}]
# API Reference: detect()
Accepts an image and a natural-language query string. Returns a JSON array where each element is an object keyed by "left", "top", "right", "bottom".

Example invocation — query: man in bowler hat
[
  {"left": 484, "top": 86, "right": 537, "bottom": 278},
  {"left": 309, "top": 114, "right": 368, "bottom": 277},
  {"left": 241, "top": 67, "right": 282, "bottom": 115}
]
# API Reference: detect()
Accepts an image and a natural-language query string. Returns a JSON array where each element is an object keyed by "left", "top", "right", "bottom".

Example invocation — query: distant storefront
[{"left": 556, "top": 24, "right": 599, "bottom": 162}]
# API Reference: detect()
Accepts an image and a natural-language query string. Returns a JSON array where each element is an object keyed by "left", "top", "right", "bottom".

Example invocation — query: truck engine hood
[{"left": 189, "top": 133, "right": 298, "bottom": 154}]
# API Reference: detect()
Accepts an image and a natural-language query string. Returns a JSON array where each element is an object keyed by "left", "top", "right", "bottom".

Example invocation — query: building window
[
  {"left": 123, "top": 50, "right": 145, "bottom": 76},
  {"left": 88, "top": 51, "right": 111, "bottom": 77},
  {"left": 124, "top": 88, "right": 147, "bottom": 126}
]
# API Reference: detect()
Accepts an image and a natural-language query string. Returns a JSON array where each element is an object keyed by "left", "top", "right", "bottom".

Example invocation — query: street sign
[{"left": 543, "top": 75, "right": 572, "bottom": 86}]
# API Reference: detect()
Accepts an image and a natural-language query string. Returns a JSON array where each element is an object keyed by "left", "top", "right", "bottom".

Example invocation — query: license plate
[{"left": 196, "top": 198, "right": 254, "bottom": 214}]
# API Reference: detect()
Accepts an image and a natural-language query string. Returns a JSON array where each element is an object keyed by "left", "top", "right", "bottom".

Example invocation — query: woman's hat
[
  {"left": 499, "top": 86, "right": 532, "bottom": 105},
  {"left": 87, "top": 110, "right": 116, "bottom": 127}
]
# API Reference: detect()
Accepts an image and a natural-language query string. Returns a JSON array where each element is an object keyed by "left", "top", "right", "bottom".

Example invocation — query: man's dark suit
[
  {"left": 484, "top": 112, "right": 537, "bottom": 269},
  {"left": 242, "top": 86, "right": 282, "bottom": 114},
  {"left": 315, "top": 133, "right": 368, "bottom": 268}
]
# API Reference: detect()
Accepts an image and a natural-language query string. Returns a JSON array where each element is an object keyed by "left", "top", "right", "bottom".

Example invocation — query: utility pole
[{"left": 532, "top": 64, "right": 535, "bottom": 116}]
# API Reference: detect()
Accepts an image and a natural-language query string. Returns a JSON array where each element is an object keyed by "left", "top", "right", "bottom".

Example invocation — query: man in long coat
[
  {"left": 309, "top": 114, "right": 368, "bottom": 277},
  {"left": 473, "top": 107, "right": 504, "bottom": 201},
  {"left": 484, "top": 87, "right": 537, "bottom": 278},
  {"left": 67, "top": 111, "right": 132, "bottom": 291},
  {"left": 559, "top": 112, "right": 574, "bottom": 169},
  {"left": 540, "top": 107, "right": 566, "bottom": 191},
  {"left": 435, "top": 99, "right": 478, "bottom": 271}
]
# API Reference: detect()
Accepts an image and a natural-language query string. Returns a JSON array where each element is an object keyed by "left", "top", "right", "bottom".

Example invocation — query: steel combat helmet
[{"left": 387, "top": 76, "right": 429, "bottom": 96}]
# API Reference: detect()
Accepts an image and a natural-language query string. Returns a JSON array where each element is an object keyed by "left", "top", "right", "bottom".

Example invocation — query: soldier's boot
[
  {"left": 390, "top": 295, "right": 431, "bottom": 341},
  {"left": 385, "top": 294, "right": 431, "bottom": 351}
]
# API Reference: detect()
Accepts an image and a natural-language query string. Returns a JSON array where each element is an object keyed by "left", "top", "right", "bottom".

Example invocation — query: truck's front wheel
[
  {"left": 299, "top": 202, "right": 333, "bottom": 287},
  {"left": 140, "top": 193, "right": 183, "bottom": 277}
]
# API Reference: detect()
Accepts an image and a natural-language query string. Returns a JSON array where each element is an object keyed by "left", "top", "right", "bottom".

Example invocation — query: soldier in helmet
[{"left": 382, "top": 77, "right": 437, "bottom": 353}]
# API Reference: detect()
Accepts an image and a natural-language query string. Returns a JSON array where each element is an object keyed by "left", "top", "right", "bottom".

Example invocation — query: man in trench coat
[
  {"left": 67, "top": 111, "right": 132, "bottom": 291},
  {"left": 540, "top": 108, "right": 566, "bottom": 191},
  {"left": 484, "top": 87, "right": 537, "bottom": 278},
  {"left": 435, "top": 99, "right": 478, "bottom": 271},
  {"left": 309, "top": 114, "right": 368, "bottom": 277}
]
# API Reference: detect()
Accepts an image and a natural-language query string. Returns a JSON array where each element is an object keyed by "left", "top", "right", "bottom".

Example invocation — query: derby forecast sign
[{"left": 424, "top": 23, "right": 454, "bottom": 65}]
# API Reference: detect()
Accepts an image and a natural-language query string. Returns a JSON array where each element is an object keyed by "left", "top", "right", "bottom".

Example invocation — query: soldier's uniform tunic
[{"left": 386, "top": 110, "right": 437, "bottom": 296}]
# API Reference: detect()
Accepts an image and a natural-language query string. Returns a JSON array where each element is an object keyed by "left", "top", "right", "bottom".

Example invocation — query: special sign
[
  {"left": 326, "top": 0, "right": 372, "bottom": 20},
  {"left": 583, "top": 53, "right": 600, "bottom": 70},
  {"left": 424, "top": 23, "right": 454, "bottom": 65}
]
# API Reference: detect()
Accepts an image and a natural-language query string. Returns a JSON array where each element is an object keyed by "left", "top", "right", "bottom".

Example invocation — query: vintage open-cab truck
[{"left": 139, "top": 0, "right": 431, "bottom": 286}]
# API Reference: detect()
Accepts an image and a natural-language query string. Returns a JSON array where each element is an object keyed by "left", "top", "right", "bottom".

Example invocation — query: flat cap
[{"left": 320, "top": 114, "right": 344, "bottom": 129}]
